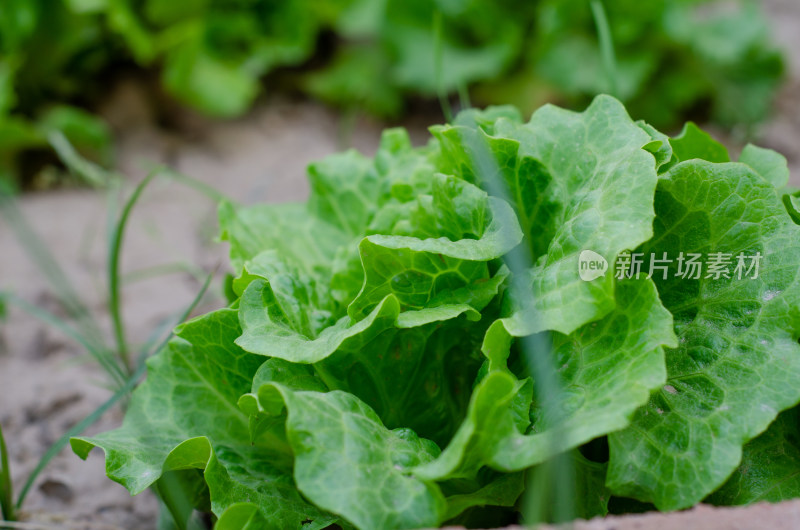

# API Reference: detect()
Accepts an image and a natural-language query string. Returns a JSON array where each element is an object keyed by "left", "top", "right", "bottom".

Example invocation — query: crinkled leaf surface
[
  {"left": 608, "top": 160, "right": 800, "bottom": 510},
  {"left": 238, "top": 266, "right": 508, "bottom": 444},
  {"left": 205, "top": 445, "right": 336, "bottom": 529},
  {"left": 348, "top": 173, "right": 522, "bottom": 320},
  {"left": 306, "top": 148, "right": 377, "bottom": 236},
  {"left": 230, "top": 145, "right": 519, "bottom": 446},
  {"left": 232, "top": 249, "right": 334, "bottom": 332},
  {"left": 70, "top": 309, "right": 330, "bottom": 527},
  {"left": 219, "top": 201, "right": 348, "bottom": 278},
  {"left": 255, "top": 383, "right": 447, "bottom": 529},
  {"left": 415, "top": 278, "right": 675, "bottom": 480},
  {"left": 434, "top": 95, "right": 660, "bottom": 336}
]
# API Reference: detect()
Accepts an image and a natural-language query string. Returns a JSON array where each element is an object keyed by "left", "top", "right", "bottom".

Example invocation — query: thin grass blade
[
  {"left": 1, "top": 293, "right": 126, "bottom": 387},
  {"left": 47, "top": 131, "right": 119, "bottom": 188},
  {"left": 144, "top": 166, "right": 230, "bottom": 205},
  {"left": 0, "top": 424, "right": 15, "bottom": 521},
  {"left": 433, "top": 10, "right": 453, "bottom": 123},
  {"left": 590, "top": 0, "right": 618, "bottom": 98},
  {"left": 107, "top": 171, "right": 159, "bottom": 373}
]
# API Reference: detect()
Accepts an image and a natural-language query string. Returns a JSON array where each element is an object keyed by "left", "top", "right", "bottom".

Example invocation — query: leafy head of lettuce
[{"left": 72, "top": 96, "right": 800, "bottom": 528}]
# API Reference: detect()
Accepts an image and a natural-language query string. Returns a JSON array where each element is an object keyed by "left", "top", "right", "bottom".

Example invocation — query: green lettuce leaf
[
  {"left": 667, "top": 122, "right": 730, "bottom": 167},
  {"left": 302, "top": 45, "right": 404, "bottom": 118},
  {"left": 382, "top": 0, "right": 525, "bottom": 95},
  {"left": 738, "top": 144, "right": 790, "bottom": 189},
  {"left": 708, "top": 407, "right": 800, "bottom": 506},
  {"left": 70, "top": 309, "right": 331, "bottom": 527},
  {"left": 434, "top": 95, "right": 660, "bottom": 336},
  {"left": 215, "top": 503, "right": 269, "bottom": 530},
  {"left": 237, "top": 263, "right": 508, "bottom": 444},
  {"left": 415, "top": 278, "right": 675, "bottom": 481},
  {"left": 607, "top": 160, "right": 800, "bottom": 510},
  {"left": 219, "top": 201, "right": 348, "bottom": 279},
  {"left": 443, "top": 472, "right": 525, "bottom": 522},
  {"left": 572, "top": 454, "right": 610, "bottom": 519},
  {"left": 306, "top": 148, "right": 377, "bottom": 237},
  {"left": 162, "top": 39, "right": 260, "bottom": 118},
  {"left": 253, "top": 383, "right": 447, "bottom": 529},
  {"left": 636, "top": 120, "right": 673, "bottom": 171},
  {"left": 205, "top": 445, "right": 337, "bottom": 530},
  {"left": 348, "top": 173, "right": 522, "bottom": 320}
]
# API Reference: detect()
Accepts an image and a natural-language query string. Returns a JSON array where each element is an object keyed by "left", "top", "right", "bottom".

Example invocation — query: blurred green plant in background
[{"left": 0, "top": 0, "right": 786, "bottom": 190}]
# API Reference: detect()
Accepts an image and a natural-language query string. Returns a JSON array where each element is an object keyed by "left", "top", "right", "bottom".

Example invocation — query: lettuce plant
[
  {"left": 310, "top": 0, "right": 783, "bottom": 128},
  {"left": 72, "top": 96, "right": 800, "bottom": 528},
  {"left": 0, "top": 0, "right": 785, "bottom": 189}
]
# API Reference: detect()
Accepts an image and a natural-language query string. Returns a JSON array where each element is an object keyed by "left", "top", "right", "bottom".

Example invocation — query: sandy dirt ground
[{"left": 1, "top": 1, "right": 800, "bottom": 528}]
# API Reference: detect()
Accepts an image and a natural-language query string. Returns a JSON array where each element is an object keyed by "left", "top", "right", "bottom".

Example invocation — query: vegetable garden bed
[{"left": 2, "top": 1, "right": 800, "bottom": 527}]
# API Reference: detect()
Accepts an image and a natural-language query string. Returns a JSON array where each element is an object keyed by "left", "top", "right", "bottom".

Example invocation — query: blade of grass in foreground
[
  {"left": 590, "top": 0, "right": 618, "bottom": 98},
  {"left": 0, "top": 293, "right": 126, "bottom": 388},
  {"left": 433, "top": 10, "right": 454, "bottom": 124},
  {"left": 453, "top": 117, "right": 576, "bottom": 523},
  {"left": 144, "top": 166, "right": 230, "bottom": 206},
  {"left": 0, "top": 424, "right": 15, "bottom": 522},
  {"left": 48, "top": 131, "right": 120, "bottom": 188},
  {"left": 107, "top": 171, "right": 159, "bottom": 374}
]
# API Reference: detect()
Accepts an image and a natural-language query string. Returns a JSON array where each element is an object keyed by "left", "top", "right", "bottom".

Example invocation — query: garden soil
[{"left": 1, "top": 1, "right": 799, "bottom": 527}]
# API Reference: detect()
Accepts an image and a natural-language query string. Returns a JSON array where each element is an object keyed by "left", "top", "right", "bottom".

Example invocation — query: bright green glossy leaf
[
  {"left": 70, "top": 309, "right": 330, "bottom": 527},
  {"left": 254, "top": 383, "right": 447, "bottom": 529},
  {"left": 608, "top": 160, "right": 800, "bottom": 510},
  {"left": 435, "top": 95, "right": 660, "bottom": 335},
  {"left": 416, "top": 278, "right": 675, "bottom": 480},
  {"left": 667, "top": 122, "right": 730, "bottom": 166}
]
